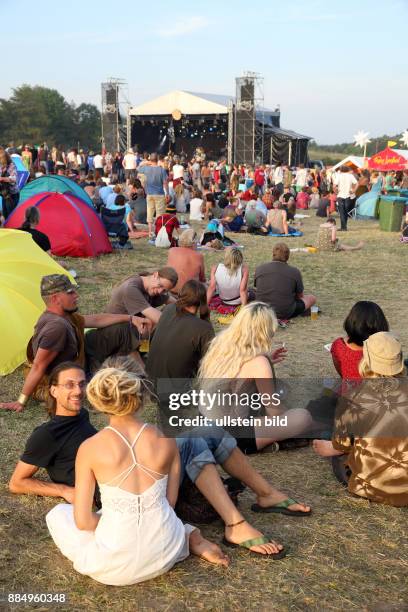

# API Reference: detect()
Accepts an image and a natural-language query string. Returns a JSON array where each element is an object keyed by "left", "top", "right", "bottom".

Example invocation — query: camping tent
[
  {"left": 11, "top": 154, "right": 30, "bottom": 190},
  {"left": 331, "top": 156, "right": 365, "bottom": 171},
  {"left": 0, "top": 229, "right": 76, "bottom": 375},
  {"left": 5, "top": 192, "right": 113, "bottom": 257},
  {"left": 18, "top": 174, "right": 94, "bottom": 208},
  {"left": 355, "top": 180, "right": 382, "bottom": 219},
  {"left": 368, "top": 148, "right": 408, "bottom": 171}
]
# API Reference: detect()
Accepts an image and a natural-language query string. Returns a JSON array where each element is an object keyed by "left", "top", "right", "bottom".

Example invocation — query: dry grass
[{"left": 1, "top": 213, "right": 407, "bottom": 611}]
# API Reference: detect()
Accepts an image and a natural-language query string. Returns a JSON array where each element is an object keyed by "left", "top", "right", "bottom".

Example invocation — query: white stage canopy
[{"left": 129, "top": 90, "right": 233, "bottom": 117}]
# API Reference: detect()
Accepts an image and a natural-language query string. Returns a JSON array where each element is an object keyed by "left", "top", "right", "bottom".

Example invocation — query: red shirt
[
  {"left": 155, "top": 214, "right": 180, "bottom": 247},
  {"left": 255, "top": 169, "right": 265, "bottom": 186},
  {"left": 296, "top": 192, "right": 310, "bottom": 209},
  {"left": 241, "top": 189, "right": 255, "bottom": 202},
  {"left": 331, "top": 337, "right": 363, "bottom": 380}
]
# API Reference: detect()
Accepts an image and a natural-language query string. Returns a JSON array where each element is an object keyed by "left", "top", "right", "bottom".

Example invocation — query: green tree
[{"left": 0, "top": 85, "right": 100, "bottom": 149}]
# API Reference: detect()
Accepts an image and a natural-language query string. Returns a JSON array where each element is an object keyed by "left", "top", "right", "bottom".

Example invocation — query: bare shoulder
[{"left": 239, "top": 355, "right": 273, "bottom": 378}]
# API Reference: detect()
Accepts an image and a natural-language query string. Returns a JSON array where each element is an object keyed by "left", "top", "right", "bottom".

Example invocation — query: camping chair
[{"left": 100, "top": 206, "right": 129, "bottom": 246}]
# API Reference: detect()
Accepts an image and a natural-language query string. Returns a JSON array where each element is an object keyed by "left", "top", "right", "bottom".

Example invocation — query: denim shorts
[{"left": 176, "top": 426, "right": 237, "bottom": 483}]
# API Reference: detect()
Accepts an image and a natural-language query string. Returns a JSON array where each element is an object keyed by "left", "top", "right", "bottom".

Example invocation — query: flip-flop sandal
[
  {"left": 222, "top": 535, "right": 286, "bottom": 560},
  {"left": 251, "top": 497, "right": 312, "bottom": 517}
]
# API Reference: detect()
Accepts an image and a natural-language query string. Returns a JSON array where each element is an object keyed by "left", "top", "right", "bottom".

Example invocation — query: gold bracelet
[{"left": 18, "top": 393, "right": 29, "bottom": 406}]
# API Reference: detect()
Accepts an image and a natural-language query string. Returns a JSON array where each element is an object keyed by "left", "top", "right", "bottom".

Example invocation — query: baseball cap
[{"left": 40, "top": 274, "right": 77, "bottom": 297}]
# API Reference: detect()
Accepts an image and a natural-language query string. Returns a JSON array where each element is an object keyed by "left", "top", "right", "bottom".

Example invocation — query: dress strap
[{"left": 103, "top": 423, "right": 165, "bottom": 488}]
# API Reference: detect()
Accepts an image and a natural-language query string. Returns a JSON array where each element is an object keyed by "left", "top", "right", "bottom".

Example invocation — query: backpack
[{"left": 155, "top": 217, "right": 172, "bottom": 248}]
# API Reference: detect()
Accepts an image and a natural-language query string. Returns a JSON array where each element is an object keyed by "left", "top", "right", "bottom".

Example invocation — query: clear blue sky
[{"left": 2, "top": 0, "right": 408, "bottom": 144}]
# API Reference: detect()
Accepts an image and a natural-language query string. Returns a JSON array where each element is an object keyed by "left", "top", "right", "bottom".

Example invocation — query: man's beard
[{"left": 63, "top": 307, "right": 79, "bottom": 314}]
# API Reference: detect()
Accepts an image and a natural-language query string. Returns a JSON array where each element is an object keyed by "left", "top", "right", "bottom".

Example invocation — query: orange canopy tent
[{"left": 368, "top": 147, "right": 408, "bottom": 171}]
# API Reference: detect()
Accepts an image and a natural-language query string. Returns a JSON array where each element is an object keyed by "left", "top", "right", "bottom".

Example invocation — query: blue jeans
[{"left": 176, "top": 427, "right": 237, "bottom": 484}]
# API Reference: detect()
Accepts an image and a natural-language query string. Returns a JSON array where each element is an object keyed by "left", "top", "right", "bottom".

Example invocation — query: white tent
[
  {"left": 129, "top": 90, "right": 233, "bottom": 117},
  {"left": 331, "top": 155, "right": 365, "bottom": 171}
]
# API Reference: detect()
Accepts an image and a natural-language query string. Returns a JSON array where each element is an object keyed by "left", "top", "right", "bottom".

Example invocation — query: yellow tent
[{"left": 0, "top": 229, "right": 76, "bottom": 375}]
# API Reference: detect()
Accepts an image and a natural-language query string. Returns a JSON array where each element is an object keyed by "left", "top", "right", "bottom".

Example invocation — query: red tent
[
  {"left": 368, "top": 147, "right": 408, "bottom": 171},
  {"left": 5, "top": 192, "right": 113, "bottom": 257}
]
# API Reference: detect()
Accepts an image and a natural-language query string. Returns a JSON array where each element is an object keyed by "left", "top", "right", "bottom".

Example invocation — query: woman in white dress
[
  {"left": 207, "top": 246, "right": 249, "bottom": 308},
  {"left": 46, "top": 367, "right": 228, "bottom": 586}
]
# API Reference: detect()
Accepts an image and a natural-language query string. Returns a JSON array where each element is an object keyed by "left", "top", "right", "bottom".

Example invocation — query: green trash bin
[{"left": 378, "top": 196, "right": 406, "bottom": 232}]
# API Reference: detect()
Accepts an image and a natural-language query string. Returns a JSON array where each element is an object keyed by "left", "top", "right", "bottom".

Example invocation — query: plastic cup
[{"left": 311, "top": 305, "right": 319, "bottom": 321}]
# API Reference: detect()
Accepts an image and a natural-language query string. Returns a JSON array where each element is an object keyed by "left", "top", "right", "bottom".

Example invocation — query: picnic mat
[
  {"left": 128, "top": 230, "right": 150, "bottom": 239},
  {"left": 267, "top": 230, "right": 303, "bottom": 237}
]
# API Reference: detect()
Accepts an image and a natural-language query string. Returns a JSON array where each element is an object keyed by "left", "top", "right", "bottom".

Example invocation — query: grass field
[{"left": 1, "top": 213, "right": 407, "bottom": 611}]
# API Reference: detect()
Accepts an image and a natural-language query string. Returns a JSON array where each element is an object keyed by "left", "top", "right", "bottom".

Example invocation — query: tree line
[{"left": 0, "top": 85, "right": 101, "bottom": 150}]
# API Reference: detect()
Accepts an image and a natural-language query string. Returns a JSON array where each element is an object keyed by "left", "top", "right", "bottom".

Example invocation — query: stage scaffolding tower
[
  {"left": 233, "top": 71, "right": 264, "bottom": 165},
  {"left": 101, "top": 78, "right": 130, "bottom": 153}
]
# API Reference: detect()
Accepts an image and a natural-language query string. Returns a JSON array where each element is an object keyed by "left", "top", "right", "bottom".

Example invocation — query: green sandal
[
  {"left": 222, "top": 535, "right": 286, "bottom": 559},
  {"left": 223, "top": 519, "right": 286, "bottom": 560},
  {"left": 251, "top": 497, "right": 312, "bottom": 517}
]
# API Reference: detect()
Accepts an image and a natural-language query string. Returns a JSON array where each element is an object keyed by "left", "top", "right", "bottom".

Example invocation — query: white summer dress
[{"left": 46, "top": 424, "right": 193, "bottom": 586}]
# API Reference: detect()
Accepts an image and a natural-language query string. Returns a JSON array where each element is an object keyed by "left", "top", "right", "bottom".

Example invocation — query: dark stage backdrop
[{"left": 131, "top": 119, "right": 228, "bottom": 159}]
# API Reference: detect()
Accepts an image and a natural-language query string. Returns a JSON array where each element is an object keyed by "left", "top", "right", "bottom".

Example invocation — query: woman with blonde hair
[
  {"left": 46, "top": 367, "right": 229, "bottom": 586},
  {"left": 198, "top": 302, "right": 313, "bottom": 460},
  {"left": 313, "top": 332, "right": 408, "bottom": 507},
  {"left": 207, "top": 246, "right": 250, "bottom": 314}
]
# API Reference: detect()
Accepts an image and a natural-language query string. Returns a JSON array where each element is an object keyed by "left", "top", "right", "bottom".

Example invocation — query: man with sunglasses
[
  {"left": 9, "top": 363, "right": 95, "bottom": 503},
  {"left": 0, "top": 274, "right": 151, "bottom": 412}
]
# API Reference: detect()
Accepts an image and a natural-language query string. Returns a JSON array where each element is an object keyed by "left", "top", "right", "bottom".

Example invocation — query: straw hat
[{"left": 363, "top": 332, "right": 404, "bottom": 376}]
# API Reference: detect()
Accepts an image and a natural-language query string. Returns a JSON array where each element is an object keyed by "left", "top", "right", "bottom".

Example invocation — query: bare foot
[
  {"left": 225, "top": 520, "right": 283, "bottom": 555},
  {"left": 256, "top": 489, "right": 311, "bottom": 513},
  {"left": 312, "top": 439, "right": 338, "bottom": 457},
  {"left": 189, "top": 529, "right": 229, "bottom": 567}
]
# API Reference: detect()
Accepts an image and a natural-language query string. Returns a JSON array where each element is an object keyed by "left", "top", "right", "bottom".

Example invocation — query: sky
[{"left": 2, "top": 0, "right": 408, "bottom": 144}]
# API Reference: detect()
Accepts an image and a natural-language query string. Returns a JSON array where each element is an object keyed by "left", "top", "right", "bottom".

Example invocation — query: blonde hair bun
[{"left": 86, "top": 367, "right": 145, "bottom": 416}]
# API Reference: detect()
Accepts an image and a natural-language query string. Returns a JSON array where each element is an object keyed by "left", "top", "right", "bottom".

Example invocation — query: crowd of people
[
  {"left": 2, "top": 143, "right": 408, "bottom": 247},
  {"left": 1, "top": 142, "right": 408, "bottom": 587}
]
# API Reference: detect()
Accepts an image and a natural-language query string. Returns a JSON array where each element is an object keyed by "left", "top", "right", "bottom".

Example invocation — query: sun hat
[{"left": 363, "top": 332, "right": 404, "bottom": 376}]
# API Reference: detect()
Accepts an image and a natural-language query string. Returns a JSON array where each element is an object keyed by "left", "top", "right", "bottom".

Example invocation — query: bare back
[
  {"left": 167, "top": 247, "right": 205, "bottom": 293},
  {"left": 82, "top": 420, "right": 176, "bottom": 495}
]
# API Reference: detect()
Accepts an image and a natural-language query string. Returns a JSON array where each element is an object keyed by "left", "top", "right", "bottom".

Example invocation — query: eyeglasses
[{"left": 55, "top": 381, "right": 87, "bottom": 390}]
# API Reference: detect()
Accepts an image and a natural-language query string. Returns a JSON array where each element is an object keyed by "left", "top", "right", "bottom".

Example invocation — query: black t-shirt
[
  {"left": 146, "top": 303, "right": 214, "bottom": 381},
  {"left": 254, "top": 261, "right": 304, "bottom": 319},
  {"left": 19, "top": 227, "right": 51, "bottom": 252},
  {"left": 20, "top": 409, "right": 96, "bottom": 486}
]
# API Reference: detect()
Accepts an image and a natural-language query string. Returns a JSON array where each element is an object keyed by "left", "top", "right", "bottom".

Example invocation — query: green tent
[{"left": 18, "top": 175, "right": 94, "bottom": 208}]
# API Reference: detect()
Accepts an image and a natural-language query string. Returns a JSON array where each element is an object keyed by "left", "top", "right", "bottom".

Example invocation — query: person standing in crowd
[
  {"left": 0, "top": 146, "right": 20, "bottom": 219},
  {"left": 273, "top": 163, "right": 284, "bottom": 194},
  {"left": 93, "top": 151, "right": 104, "bottom": 176},
  {"left": 122, "top": 148, "right": 136, "bottom": 184},
  {"left": 21, "top": 145, "right": 33, "bottom": 171},
  {"left": 254, "top": 165, "right": 266, "bottom": 196},
  {"left": 295, "top": 164, "right": 308, "bottom": 192},
  {"left": 137, "top": 153, "right": 169, "bottom": 238},
  {"left": 254, "top": 243, "right": 316, "bottom": 320},
  {"left": 333, "top": 165, "right": 357, "bottom": 231}
]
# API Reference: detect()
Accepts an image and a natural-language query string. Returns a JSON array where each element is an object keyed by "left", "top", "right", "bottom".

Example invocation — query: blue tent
[
  {"left": 355, "top": 181, "right": 382, "bottom": 219},
  {"left": 11, "top": 155, "right": 30, "bottom": 190},
  {"left": 18, "top": 174, "right": 94, "bottom": 208}
]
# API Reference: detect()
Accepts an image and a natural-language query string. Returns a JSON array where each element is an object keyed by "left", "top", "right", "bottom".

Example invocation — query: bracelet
[{"left": 18, "top": 393, "right": 29, "bottom": 406}]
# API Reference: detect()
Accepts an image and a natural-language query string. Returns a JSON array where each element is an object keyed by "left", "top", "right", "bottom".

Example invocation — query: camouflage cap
[{"left": 40, "top": 274, "right": 77, "bottom": 297}]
